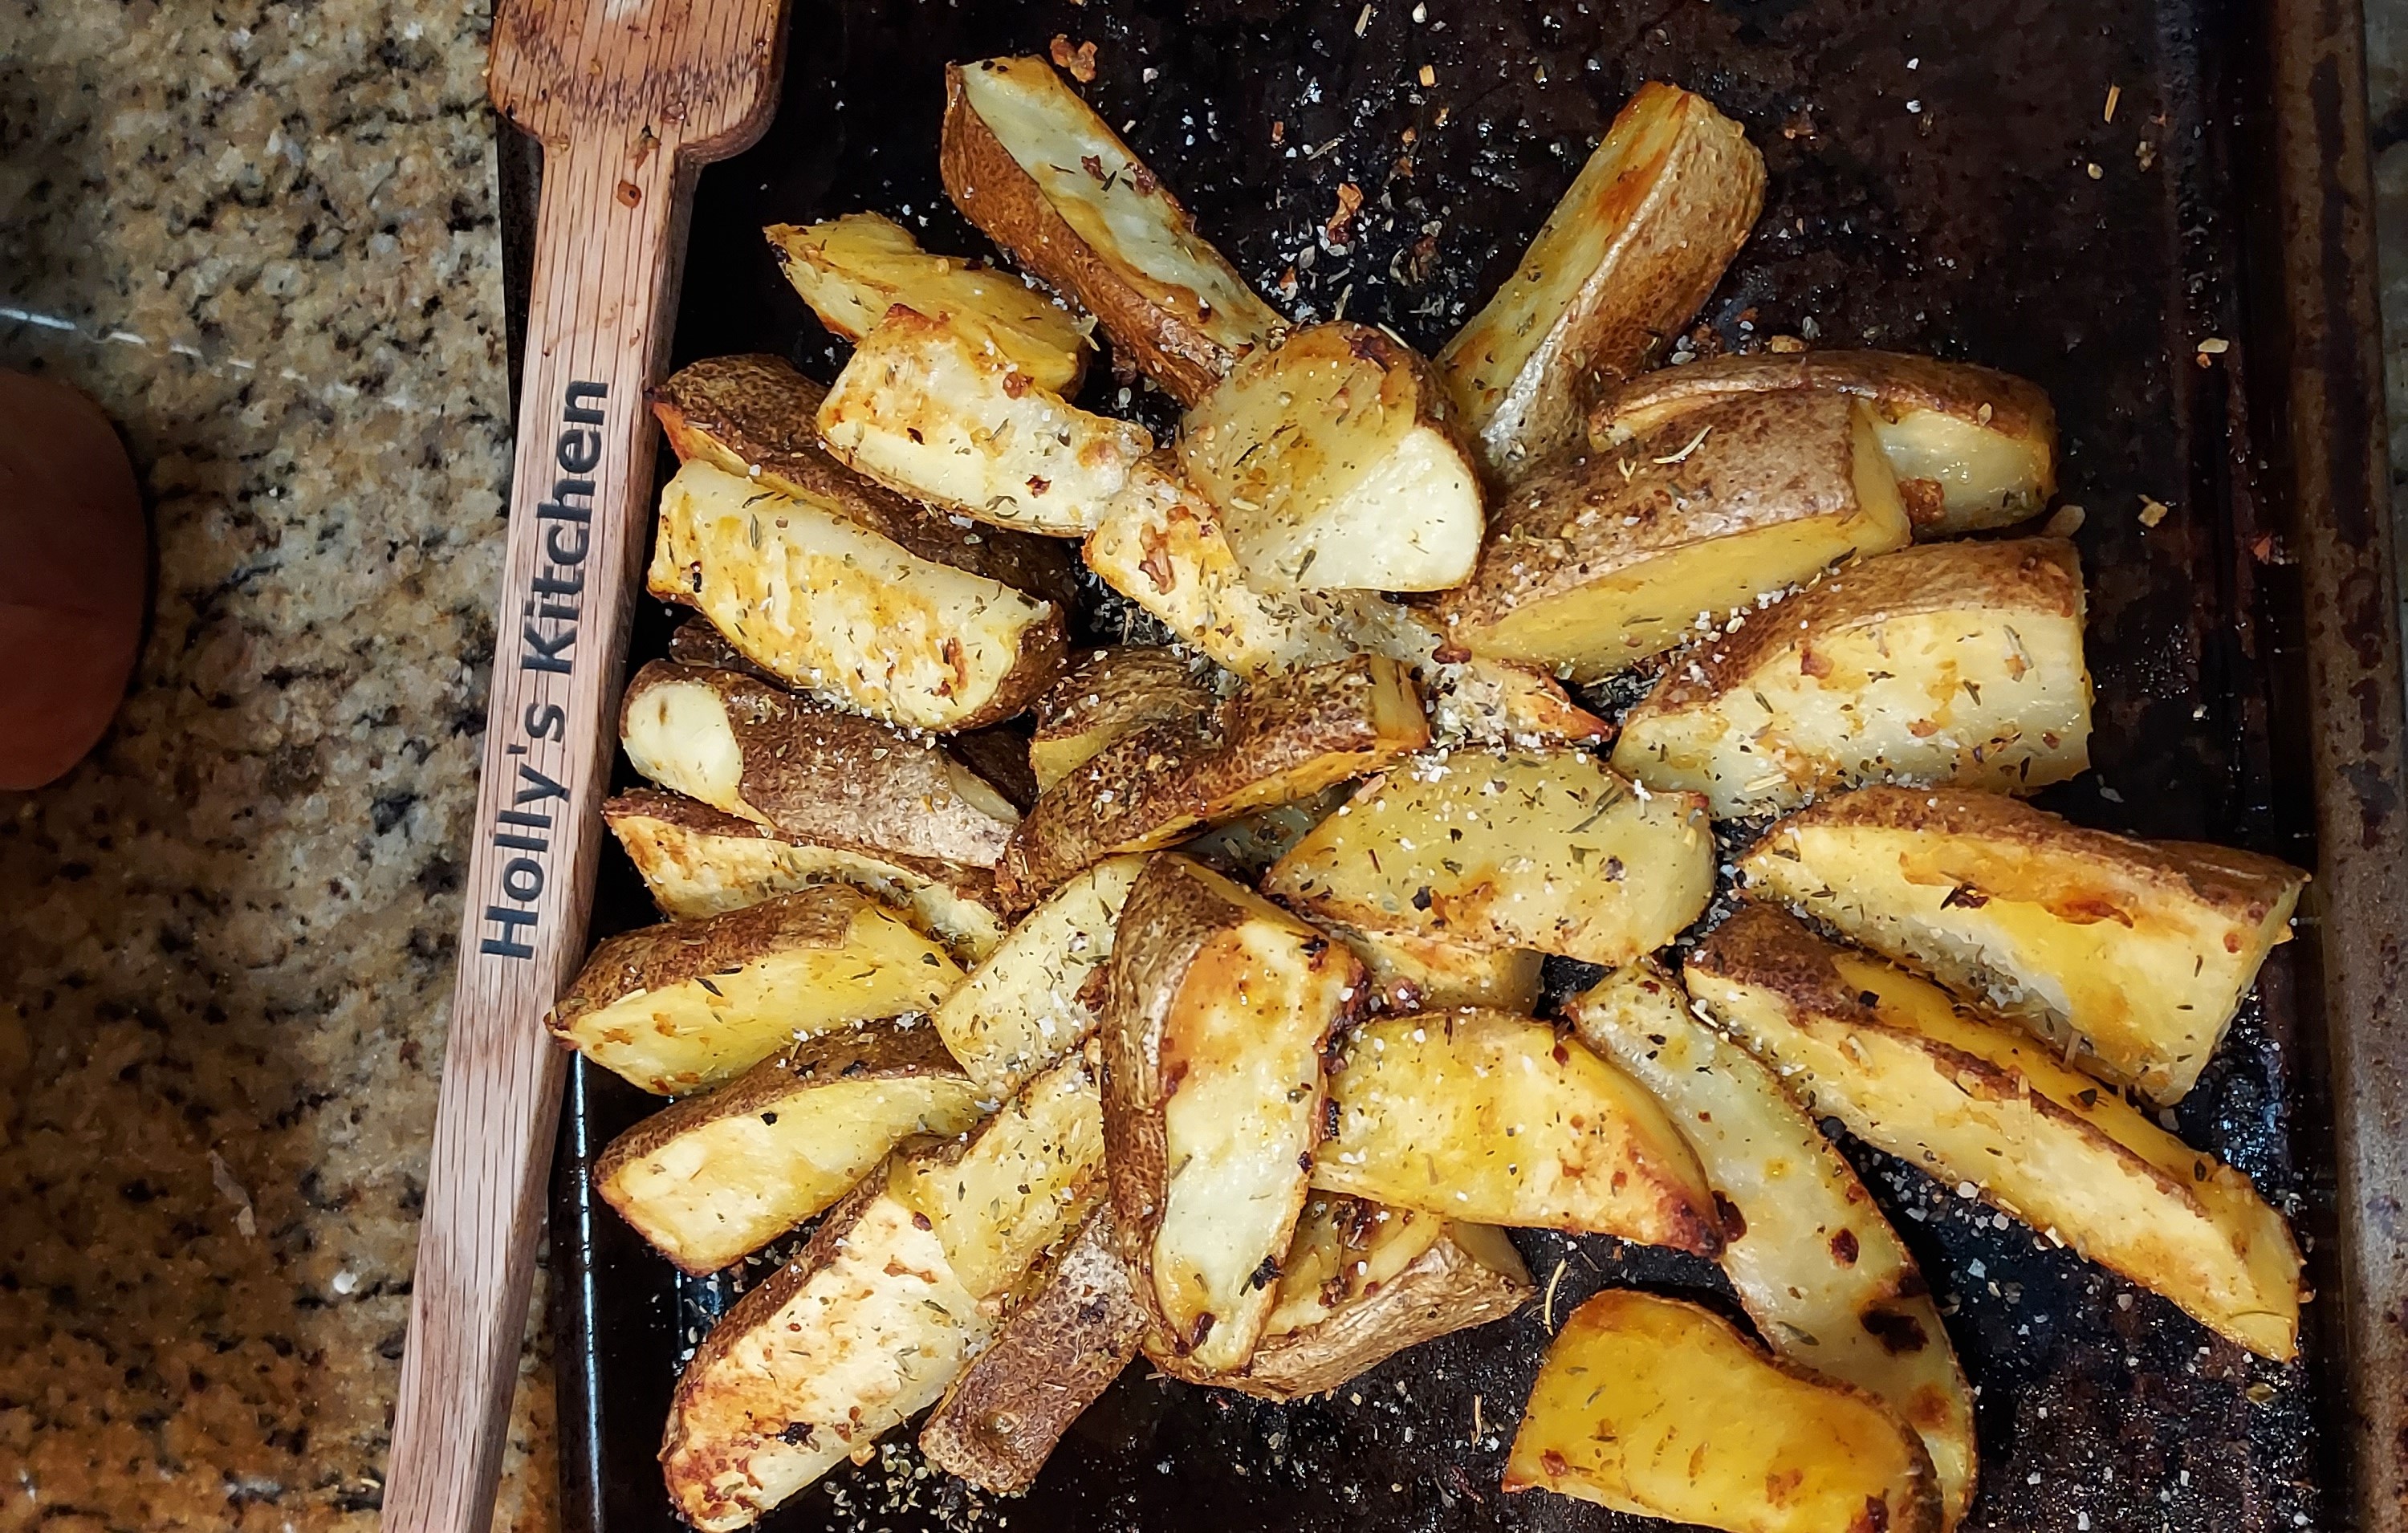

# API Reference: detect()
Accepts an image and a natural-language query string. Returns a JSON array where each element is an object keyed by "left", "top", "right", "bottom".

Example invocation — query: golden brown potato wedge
[
  {"left": 764, "top": 212, "right": 1090, "bottom": 394},
  {"left": 1589, "top": 350, "right": 2058, "bottom": 535},
  {"left": 931, "top": 855, "right": 1148, "bottom": 1095},
  {"left": 647, "top": 458, "right": 1070, "bottom": 731},
  {"left": 1315, "top": 1010, "right": 1720, "bottom": 1252},
  {"left": 1503, "top": 1288, "right": 1942, "bottom": 1533},
  {"left": 1611, "top": 538, "right": 2093, "bottom": 817},
  {"left": 1177, "top": 322, "right": 1484, "bottom": 592},
  {"left": 1104, "top": 856, "right": 1366, "bottom": 1372},
  {"left": 1029, "top": 645, "right": 1220, "bottom": 791},
  {"left": 1329, "top": 925, "right": 1545, "bottom": 1014},
  {"left": 603, "top": 788, "right": 1007, "bottom": 962},
  {"left": 1685, "top": 905, "right": 2305, "bottom": 1359},
  {"left": 1262, "top": 746, "right": 1714, "bottom": 967},
  {"left": 941, "top": 57, "right": 1284, "bottom": 405},
  {"left": 1739, "top": 787, "right": 2307, "bottom": 1104},
  {"left": 816, "top": 305, "right": 1154, "bottom": 535},
  {"left": 619, "top": 661, "right": 1021, "bottom": 870},
  {"left": 916, "top": 1209, "right": 1146, "bottom": 1494},
  {"left": 1432, "top": 392, "right": 1914, "bottom": 681},
  {"left": 999, "top": 654, "right": 1429, "bottom": 905},
  {"left": 661, "top": 1176, "right": 990, "bottom": 1531},
  {"left": 1436, "top": 82, "right": 1766, "bottom": 475},
  {"left": 1570, "top": 964, "right": 1976, "bottom": 1525},
  {"left": 544, "top": 888, "right": 961, "bottom": 1096},
  {"left": 594, "top": 1026, "right": 979, "bottom": 1275}
]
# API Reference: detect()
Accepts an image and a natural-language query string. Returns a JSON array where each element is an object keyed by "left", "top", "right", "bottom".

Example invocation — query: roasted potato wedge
[
  {"left": 620, "top": 661, "right": 1021, "bottom": 869},
  {"left": 545, "top": 888, "right": 961, "bottom": 1096},
  {"left": 647, "top": 458, "right": 1069, "bottom": 731},
  {"left": 917, "top": 1209, "right": 1146, "bottom": 1494},
  {"left": 1589, "top": 350, "right": 2058, "bottom": 535},
  {"left": 1504, "top": 1288, "right": 1942, "bottom": 1533},
  {"left": 1262, "top": 746, "right": 1714, "bottom": 967},
  {"left": 1315, "top": 1010, "right": 1720, "bottom": 1251},
  {"left": 888, "top": 1051, "right": 1107, "bottom": 1303},
  {"left": 764, "top": 212, "right": 1090, "bottom": 394},
  {"left": 1432, "top": 392, "right": 1914, "bottom": 681},
  {"left": 1571, "top": 964, "right": 1976, "bottom": 1525},
  {"left": 816, "top": 305, "right": 1154, "bottom": 535},
  {"left": 1178, "top": 322, "right": 1484, "bottom": 592},
  {"left": 1436, "top": 82, "right": 1766, "bottom": 475},
  {"left": 1686, "top": 905, "right": 2305, "bottom": 1359},
  {"left": 1739, "top": 786, "right": 2307, "bottom": 1104},
  {"left": 661, "top": 1176, "right": 990, "bottom": 1531},
  {"left": 1029, "top": 645, "right": 1219, "bottom": 791},
  {"left": 932, "top": 855, "right": 1148, "bottom": 1095},
  {"left": 1330, "top": 925, "right": 1544, "bottom": 1014},
  {"left": 941, "top": 57, "right": 1284, "bottom": 404},
  {"left": 595, "top": 1026, "right": 979, "bottom": 1275},
  {"left": 999, "top": 654, "right": 1429, "bottom": 905},
  {"left": 1104, "top": 856, "right": 1365, "bottom": 1372},
  {"left": 1612, "top": 538, "right": 2093, "bottom": 817}
]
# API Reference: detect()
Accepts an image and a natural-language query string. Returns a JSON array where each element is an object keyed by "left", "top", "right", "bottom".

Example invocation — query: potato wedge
[
  {"left": 619, "top": 661, "right": 1020, "bottom": 869},
  {"left": 816, "top": 305, "right": 1154, "bottom": 535},
  {"left": 1685, "top": 905, "right": 2305, "bottom": 1359},
  {"left": 1504, "top": 1288, "right": 1942, "bottom": 1533},
  {"left": 887, "top": 1052, "right": 1107, "bottom": 1303},
  {"left": 1330, "top": 925, "right": 1544, "bottom": 1014},
  {"left": 595, "top": 1026, "right": 979, "bottom": 1275},
  {"left": 933, "top": 855, "right": 1148, "bottom": 1095},
  {"left": 1104, "top": 856, "right": 1365, "bottom": 1372},
  {"left": 1432, "top": 392, "right": 1914, "bottom": 681},
  {"left": 1570, "top": 965, "right": 1976, "bottom": 1525},
  {"left": 999, "top": 654, "right": 1429, "bottom": 905},
  {"left": 545, "top": 888, "right": 960, "bottom": 1096},
  {"left": 661, "top": 1177, "right": 990, "bottom": 1531},
  {"left": 941, "top": 57, "right": 1284, "bottom": 405},
  {"left": 1589, "top": 350, "right": 2058, "bottom": 535},
  {"left": 1612, "top": 538, "right": 2093, "bottom": 817},
  {"left": 1029, "top": 645, "right": 1219, "bottom": 791},
  {"left": 1178, "top": 322, "right": 1484, "bottom": 592},
  {"left": 1436, "top": 82, "right": 1766, "bottom": 475},
  {"left": 1739, "top": 787, "right": 2307, "bottom": 1104},
  {"left": 603, "top": 788, "right": 1007, "bottom": 961},
  {"left": 647, "top": 458, "right": 1069, "bottom": 731},
  {"left": 1262, "top": 746, "right": 1714, "bottom": 966},
  {"left": 917, "top": 1209, "right": 1146, "bottom": 1494},
  {"left": 764, "top": 212, "right": 1089, "bottom": 394}
]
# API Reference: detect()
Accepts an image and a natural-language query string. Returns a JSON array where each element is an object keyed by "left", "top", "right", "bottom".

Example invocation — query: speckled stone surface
[
  {"left": 0, "top": 2, "right": 554, "bottom": 1529},
  {"left": 2375, "top": 0, "right": 2408, "bottom": 539}
]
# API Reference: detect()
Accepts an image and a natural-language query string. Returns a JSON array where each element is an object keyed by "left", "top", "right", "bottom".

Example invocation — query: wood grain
[{"left": 380, "top": 2, "right": 786, "bottom": 1529}]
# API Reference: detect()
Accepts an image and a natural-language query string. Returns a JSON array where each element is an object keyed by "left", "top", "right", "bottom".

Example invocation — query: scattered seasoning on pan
[
  {"left": 2104, "top": 83, "right": 2122, "bottom": 121},
  {"left": 2138, "top": 497, "right": 2170, "bottom": 528}
]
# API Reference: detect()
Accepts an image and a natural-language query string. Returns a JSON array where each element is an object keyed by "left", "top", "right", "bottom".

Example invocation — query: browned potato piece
[
  {"left": 1612, "top": 538, "right": 2093, "bottom": 817},
  {"left": 941, "top": 57, "right": 1284, "bottom": 405},
  {"left": 1739, "top": 787, "right": 2308, "bottom": 1103},
  {"left": 594, "top": 1027, "right": 979, "bottom": 1275},
  {"left": 1104, "top": 856, "right": 1366, "bottom": 1373},
  {"left": 1315, "top": 1010, "right": 1720, "bottom": 1253},
  {"left": 1686, "top": 906, "right": 2305, "bottom": 1360},
  {"left": 544, "top": 888, "right": 961, "bottom": 1096},
  {"left": 1262, "top": 746, "right": 1714, "bottom": 967},
  {"left": 1570, "top": 964, "right": 1976, "bottom": 1525},
  {"left": 619, "top": 661, "right": 1021, "bottom": 870},
  {"left": 1589, "top": 350, "right": 2058, "bottom": 535},
  {"left": 1029, "top": 645, "right": 1219, "bottom": 791},
  {"left": 1431, "top": 392, "right": 1913, "bottom": 681},
  {"left": 999, "top": 654, "right": 1429, "bottom": 906},
  {"left": 917, "top": 1210, "right": 1146, "bottom": 1494},
  {"left": 1504, "top": 1288, "right": 1942, "bottom": 1533},
  {"left": 1436, "top": 82, "right": 1766, "bottom": 475},
  {"left": 763, "top": 212, "right": 1090, "bottom": 394},
  {"left": 1178, "top": 323, "right": 1484, "bottom": 592},
  {"left": 1328, "top": 925, "right": 1545, "bottom": 1014},
  {"left": 931, "top": 856, "right": 1149, "bottom": 1095}
]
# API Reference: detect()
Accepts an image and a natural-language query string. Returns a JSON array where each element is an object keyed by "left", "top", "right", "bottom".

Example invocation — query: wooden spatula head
[{"left": 488, "top": 0, "right": 787, "bottom": 152}]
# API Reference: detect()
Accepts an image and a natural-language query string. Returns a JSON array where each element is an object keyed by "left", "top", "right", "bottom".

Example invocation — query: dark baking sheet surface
[{"left": 534, "top": 0, "right": 2359, "bottom": 1527}]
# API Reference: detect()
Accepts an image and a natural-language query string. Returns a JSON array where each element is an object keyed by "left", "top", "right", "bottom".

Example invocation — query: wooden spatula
[{"left": 381, "top": 2, "right": 787, "bottom": 1527}]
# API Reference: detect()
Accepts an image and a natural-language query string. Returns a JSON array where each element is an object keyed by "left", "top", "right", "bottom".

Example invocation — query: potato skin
[
  {"left": 1588, "top": 348, "right": 2056, "bottom": 460},
  {"left": 1029, "top": 646, "right": 1220, "bottom": 790}
]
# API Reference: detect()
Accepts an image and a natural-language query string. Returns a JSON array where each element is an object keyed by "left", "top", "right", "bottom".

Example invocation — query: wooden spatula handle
[{"left": 381, "top": 130, "right": 685, "bottom": 1533}]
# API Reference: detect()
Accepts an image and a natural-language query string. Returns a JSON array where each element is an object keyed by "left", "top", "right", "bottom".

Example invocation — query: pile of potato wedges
[{"left": 551, "top": 53, "right": 2310, "bottom": 1533}]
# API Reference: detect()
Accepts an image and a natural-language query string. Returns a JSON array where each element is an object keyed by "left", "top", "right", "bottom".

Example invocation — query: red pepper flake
[
  {"left": 1324, "top": 180, "right": 1365, "bottom": 246},
  {"left": 1050, "top": 35, "right": 1098, "bottom": 83},
  {"left": 1080, "top": 153, "right": 1106, "bottom": 182}
]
